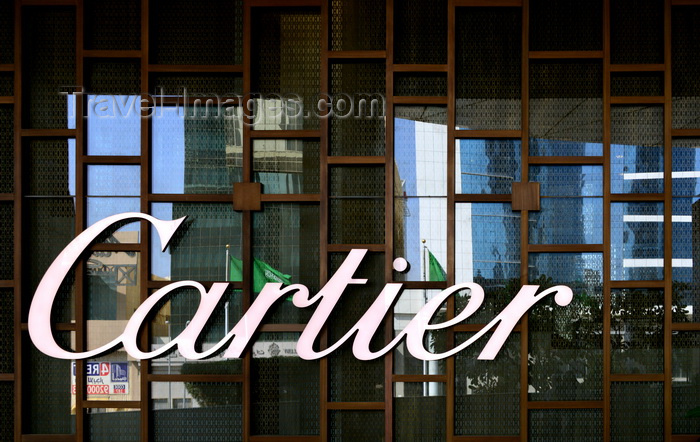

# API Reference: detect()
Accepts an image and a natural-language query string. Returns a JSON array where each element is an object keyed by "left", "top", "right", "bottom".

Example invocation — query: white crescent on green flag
[{"left": 229, "top": 256, "right": 292, "bottom": 292}]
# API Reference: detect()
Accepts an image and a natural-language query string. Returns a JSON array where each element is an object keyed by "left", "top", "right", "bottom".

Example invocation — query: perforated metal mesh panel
[
  {"left": 455, "top": 333, "right": 519, "bottom": 436},
  {"left": 251, "top": 333, "right": 319, "bottom": 435},
  {"left": 672, "top": 6, "right": 700, "bottom": 129},
  {"left": 328, "top": 253, "right": 385, "bottom": 402},
  {"left": 528, "top": 253, "right": 604, "bottom": 401},
  {"left": 672, "top": 332, "right": 700, "bottom": 434},
  {"left": 394, "top": 0, "right": 446, "bottom": 64},
  {"left": 85, "top": 0, "right": 140, "bottom": 51},
  {"left": 22, "top": 7, "right": 75, "bottom": 129},
  {"left": 330, "top": 62, "right": 385, "bottom": 155},
  {"left": 611, "top": 382, "right": 664, "bottom": 440},
  {"left": 0, "top": 106, "right": 11, "bottom": 193},
  {"left": 529, "top": 61, "right": 603, "bottom": 156},
  {"left": 611, "top": 289, "right": 664, "bottom": 374},
  {"left": 149, "top": 0, "right": 242, "bottom": 65},
  {"left": 530, "top": 0, "right": 602, "bottom": 51},
  {"left": 611, "top": 0, "right": 664, "bottom": 64},
  {"left": 330, "top": 0, "right": 385, "bottom": 51},
  {"left": 529, "top": 409, "right": 603, "bottom": 441},
  {"left": 329, "top": 410, "right": 384, "bottom": 441},
  {"left": 456, "top": 7, "right": 521, "bottom": 131}
]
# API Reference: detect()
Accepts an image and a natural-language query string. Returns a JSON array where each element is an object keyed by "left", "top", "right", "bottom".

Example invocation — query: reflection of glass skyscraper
[{"left": 455, "top": 139, "right": 520, "bottom": 285}]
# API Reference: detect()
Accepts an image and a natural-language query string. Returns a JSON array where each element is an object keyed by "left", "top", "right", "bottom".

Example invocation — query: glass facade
[{"left": 1, "top": 0, "right": 699, "bottom": 440}]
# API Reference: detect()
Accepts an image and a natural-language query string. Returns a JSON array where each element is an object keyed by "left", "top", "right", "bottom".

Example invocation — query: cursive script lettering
[{"left": 28, "top": 212, "right": 573, "bottom": 362}]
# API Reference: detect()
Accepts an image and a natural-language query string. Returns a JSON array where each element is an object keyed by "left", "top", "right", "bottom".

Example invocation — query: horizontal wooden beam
[
  {"left": 672, "top": 128, "right": 700, "bottom": 137},
  {"left": 454, "top": 324, "right": 521, "bottom": 332},
  {"left": 454, "top": 0, "right": 521, "bottom": 5},
  {"left": 148, "top": 64, "right": 243, "bottom": 73},
  {"left": 250, "top": 130, "right": 321, "bottom": 139},
  {"left": 610, "top": 193, "right": 665, "bottom": 202},
  {"left": 454, "top": 130, "right": 521, "bottom": 139},
  {"left": 454, "top": 194, "right": 511, "bottom": 202},
  {"left": 148, "top": 193, "right": 232, "bottom": 202},
  {"left": 88, "top": 243, "right": 140, "bottom": 252},
  {"left": 0, "top": 64, "right": 13, "bottom": 71},
  {"left": 529, "top": 51, "right": 603, "bottom": 59},
  {"left": 249, "top": 437, "right": 319, "bottom": 442},
  {"left": 327, "top": 156, "right": 385, "bottom": 165},
  {"left": 610, "top": 374, "right": 665, "bottom": 382},
  {"left": 82, "top": 155, "right": 141, "bottom": 164},
  {"left": 147, "top": 374, "right": 244, "bottom": 383},
  {"left": 529, "top": 156, "right": 604, "bottom": 164},
  {"left": 392, "top": 374, "right": 448, "bottom": 383},
  {"left": 82, "top": 400, "right": 140, "bottom": 409},
  {"left": 672, "top": 322, "right": 700, "bottom": 331},
  {"left": 0, "top": 373, "right": 14, "bottom": 381},
  {"left": 393, "top": 96, "right": 447, "bottom": 104},
  {"left": 527, "top": 401, "right": 603, "bottom": 409},
  {"left": 249, "top": 0, "right": 321, "bottom": 6},
  {"left": 20, "top": 0, "right": 76, "bottom": 5},
  {"left": 326, "top": 244, "right": 385, "bottom": 252},
  {"left": 21, "top": 129, "right": 77, "bottom": 137},
  {"left": 260, "top": 194, "right": 320, "bottom": 202},
  {"left": 22, "top": 436, "right": 75, "bottom": 442},
  {"left": 83, "top": 50, "right": 141, "bottom": 59},
  {"left": 610, "top": 64, "right": 665, "bottom": 72},
  {"left": 327, "top": 50, "right": 386, "bottom": 60},
  {"left": 258, "top": 324, "right": 306, "bottom": 332},
  {"left": 397, "top": 281, "right": 449, "bottom": 290},
  {"left": 609, "top": 280, "right": 665, "bottom": 289},
  {"left": 326, "top": 402, "right": 385, "bottom": 410},
  {"left": 610, "top": 96, "right": 665, "bottom": 104},
  {"left": 392, "top": 64, "right": 448, "bottom": 72},
  {"left": 528, "top": 244, "right": 604, "bottom": 253},
  {"left": 0, "top": 96, "right": 14, "bottom": 104},
  {"left": 453, "top": 437, "right": 519, "bottom": 442}
]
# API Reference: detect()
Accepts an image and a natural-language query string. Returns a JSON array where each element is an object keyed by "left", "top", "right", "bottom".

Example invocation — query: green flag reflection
[
  {"left": 229, "top": 256, "right": 292, "bottom": 292},
  {"left": 427, "top": 250, "right": 446, "bottom": 282}
]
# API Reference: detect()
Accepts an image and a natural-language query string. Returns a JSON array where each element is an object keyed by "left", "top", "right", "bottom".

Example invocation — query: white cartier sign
[{"left": 28, "top": 212, "right": 574, "bottom": 362}]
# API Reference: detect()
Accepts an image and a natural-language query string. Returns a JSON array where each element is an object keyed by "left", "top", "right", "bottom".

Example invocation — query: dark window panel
[
  {"left": 611, "top": 72, "right": 664, "bottom": 97},
  {"left": 251, "top": 333, "right": 319, "bottom": 436},
  {"left": 611, "top": 0, "right": 664, "bottom": 64},
  {"left": 529, "top": 61, "right": 603, "bottom": 156},
  {"left": 330, "top": 0, "right": 385, "bottom": 51},
  {"left": 394, "top": 0, "right": 447, "bottom": 64},
  {"left": 149, "top": 0, "right": 242, "bottom": 65},
  {"left": 330, "top": 62, "right": 385, "bottom": 155},
  {"left": 151, "top": 382, "right": 242, "bottom": 441},
  {"left": 530, "top": 0, "right": 602, "bottom": 51},
  {"left": 611, "top": 382, "right": 664, "bottom": 440},
  {"left": 672, "top": 6, "right": 700, "bottom": 129},
  {"left": 85, "top": 0, "right": 140, "bottom": 51},
  {"left": 456, "top": 7, "right": 521, "bottom": 131},
  {"left": 22, "top": 7, "right": 75, "bottom": 129}
]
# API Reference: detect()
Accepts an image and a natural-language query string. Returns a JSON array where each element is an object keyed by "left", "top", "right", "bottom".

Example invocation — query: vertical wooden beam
[
  {"left": 140, "top": 0, "right": 151, "bottom": 440},
  {"left": 13, "top": 0, "right": 22, "bottom": 439},
  {"left": 446, "top": 0, "right": 456, "bottom": 441},
  {"left": 663, "top": 0, "right": 673, "bottom": 438},
  {"left": 384, "top": 0, "right": 394, "bottom": 440},
  {"left": 602, "top": 0, "right": 612, "bottom": 440},
  {"left": 242, "top": 2, "right": 252, "bottom": 440},
  {"left": 519, "top": 1, "right": 530, "bottom": 440},
  {"left": 74, "top": 2, "right": 85, "bottom": 440},
  {"left": 319, "top": 2, "right": 329, "bottom": 440}
]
